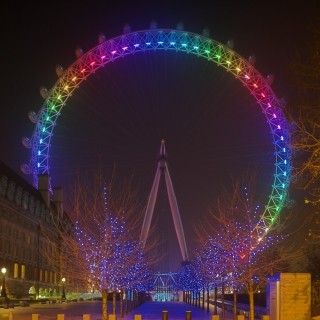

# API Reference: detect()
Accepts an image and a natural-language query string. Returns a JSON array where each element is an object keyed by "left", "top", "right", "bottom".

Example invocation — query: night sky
[{"left": 1, "top": 1, "right": 318, "bottom": 272}]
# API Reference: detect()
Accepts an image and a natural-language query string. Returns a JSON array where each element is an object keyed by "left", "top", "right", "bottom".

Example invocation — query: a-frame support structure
[{"left": 140, "top": 139, "right": 189, "bottom": 262}]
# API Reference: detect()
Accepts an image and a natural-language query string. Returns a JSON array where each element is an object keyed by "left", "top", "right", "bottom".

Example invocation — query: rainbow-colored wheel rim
[{"left": 23, "top": 28, "right": 291, "bottom": 235}]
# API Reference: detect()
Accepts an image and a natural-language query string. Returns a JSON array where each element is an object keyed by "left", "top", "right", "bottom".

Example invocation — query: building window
[
  {"left": 21, "top": 265, "right": 25, "bottom": 279},
  {"left": 14, "top": 263, "right": 19, "bottom": 278}
]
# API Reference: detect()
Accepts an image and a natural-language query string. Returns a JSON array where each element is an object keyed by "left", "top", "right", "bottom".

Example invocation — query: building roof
[{"left": 0, "top": 160, "right": 43, "bottom": 199}]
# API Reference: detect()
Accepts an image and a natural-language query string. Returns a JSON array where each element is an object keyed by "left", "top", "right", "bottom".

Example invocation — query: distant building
[{"left": 0, "top": 161, "right": 84, "bottom": 300}]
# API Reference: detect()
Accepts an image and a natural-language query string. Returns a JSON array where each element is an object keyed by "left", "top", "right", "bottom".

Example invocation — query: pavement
[
  {"left": 0, "top": 300, "right": 239, "bottom": 320},
  {"left": 2, "top": 299, "right": 318, "bottom": 319},
  {"left": 122, "top": 301, "right": 235, "bottom": 320}
]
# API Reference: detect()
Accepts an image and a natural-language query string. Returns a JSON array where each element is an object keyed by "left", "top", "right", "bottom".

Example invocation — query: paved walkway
[
  {"left": 0, "top": 300, "right": 237, "bottom": 320},
  {"left": 122, "top": 301, "right": 235, "bottom": 320}
]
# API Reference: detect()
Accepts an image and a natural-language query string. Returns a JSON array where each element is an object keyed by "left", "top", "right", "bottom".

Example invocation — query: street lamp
[
  {"left": 61, "top": 277, "right": 66, "bottom": 299},
  {"left": 1, "top": 267, "right": 7, "bottom": 298}
]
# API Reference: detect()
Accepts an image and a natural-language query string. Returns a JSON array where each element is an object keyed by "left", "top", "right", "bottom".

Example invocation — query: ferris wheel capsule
[
  {"left": 21, "top": 137, "right": 32, "bottom": 149},
  {"left": 176, "top": 21, "right": 184, "bottom": 31},
  {"left": 227, "top": 39, "right": 234, "bottom": 49},
  {"left": 248, "top": 54, "right": 256, "bottom": 65},
  {"left": 75, "top": 47, "right": 83, "bottom": 58},
  {"left": 98, "top": 33, "right": 106, "bottom": 44},
  {"left": 202, "top": 27, "right": 210, "bottom": 37},
  {"left": 266, "top": 74, "right": 274, "bottom": 85},
  {"left": 40, "top": 86, "right": 48, "bottom": 99},
  {"left": 56, "top": 64, "right": 64, "bottom": 77},
  {"left": 149, "top": 20, "right": 157, "bottom": 30},
  {"left": 28, "top": 110, "right": 38, "bottom": 123},
  {"left": 123, "top": 24, "right": 131, "bottom": 34},
  {"left": 20, "top": 163, "right": 31, "bottom": 175}
]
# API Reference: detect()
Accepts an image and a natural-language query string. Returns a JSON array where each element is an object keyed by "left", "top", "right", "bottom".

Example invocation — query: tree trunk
[
  {"left": 102, "top": 289, "right": 108, "bottom": 320},
  {"left": 207, "top": 287, "right": 210, "bottom": 313},
  {"left": 113, "top": 291, "right": 117, "bottom": 315},
  {"left": 120, "top": 290, "right": 123, "bottom": 318},
  {"left": 214, "top": 286, "right": 217, "bottom": 315},
  {"left": 222, "top": 283, "right": 225, "bottom": 320},
  {"left": 248, "top": 281, "right": 255, "bottom": 320},
  {"left": 202, "top": 288, "right": 205, "bottom": 309},
  {"left": 233, "top": 290, "right": 238, "bottom": 320},
  {"left": 125, "top": 290, "right": 128, "bottom": 314}
]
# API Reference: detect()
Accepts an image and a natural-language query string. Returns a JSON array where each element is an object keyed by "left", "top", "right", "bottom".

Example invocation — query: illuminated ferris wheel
[{"left": 21, "top": 23, "right": 291, "bottom": 238}]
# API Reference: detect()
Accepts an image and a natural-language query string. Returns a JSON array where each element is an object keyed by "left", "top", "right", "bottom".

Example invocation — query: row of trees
[
  {"left": 46, "top": 168, "right": 158, "bottom": 320},
  {"left": 175, "top": 20, "right": 320, "bottom": 320},
  {"left": 176, "top": 174, "right": 303, "bottom": 320}
]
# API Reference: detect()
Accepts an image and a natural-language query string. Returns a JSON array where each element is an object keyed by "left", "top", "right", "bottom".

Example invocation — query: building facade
[{"left": 0, "top": 161, "right": 83, "bottom": 300}]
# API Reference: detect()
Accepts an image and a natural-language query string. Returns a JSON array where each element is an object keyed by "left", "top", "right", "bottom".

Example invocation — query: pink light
[
  {"left": 245, "top": 74, "right": 250, "bottom": 79},
  {"left": 111, "top": 50, "right": 116, "bottom": 54},
  {"left": 253, "top": 83, "right": 258, "bottom": 88},
  {"left": 81, "top": 69, "right": 86, "bottom": 73},
  {"left": 101, "top": 55, "right": 106, "bottom": 59},
  {"left": 90, "top": 61, "right": 95, "bottom": 66},
  {"left": 261, "top": 93, "right": 265, "bottom": 98},
  {"left": 273, "top": 113, "right": 277, "bottom": 118}
]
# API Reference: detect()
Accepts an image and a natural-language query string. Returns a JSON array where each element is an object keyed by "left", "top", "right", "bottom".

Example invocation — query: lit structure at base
[
  {"left": 140, "top": 139, "right": 189, "bottom": 262},
  {"left": 153, "top": 272, "right": 178, "bottom": 302},
  {"left": 21, "top": 25, "right": 291, "bottom": 239}
]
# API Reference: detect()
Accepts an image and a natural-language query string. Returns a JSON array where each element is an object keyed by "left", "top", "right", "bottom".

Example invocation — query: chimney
[
  {"left": 38, "top": 174, "right": 50, "bottom": 207},
  {"left": 53, "top": 186, "right": 63, "bottom": 220}
]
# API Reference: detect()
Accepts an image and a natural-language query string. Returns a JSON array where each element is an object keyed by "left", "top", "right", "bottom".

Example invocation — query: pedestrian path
[{"left": 122, "top": 301, "right": 234, "bottom": 320}]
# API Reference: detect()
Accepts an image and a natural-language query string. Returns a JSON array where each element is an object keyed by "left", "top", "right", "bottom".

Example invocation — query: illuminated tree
[
  {"left": 196, "top": 173, "right": 302, "bottom": 320},
  {"left": 194, "top": 242, "right": 228, "bottom": 314},
  {"left": 177, "top": 260, "right": 202, "bottom": 305},
  {"left": 42, "top": 167, "right": 155, "bottom": 320},
  {"left": 70, "top": 169, "right": 154, "bottom": 320}
]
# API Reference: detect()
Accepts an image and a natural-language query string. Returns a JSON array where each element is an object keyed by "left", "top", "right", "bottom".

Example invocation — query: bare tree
[
  {"left": 42, "top": 166, "right": 158, "bottom": 320},
  {"left": 286, "top": 20, "right": 320, "bottom": 206},
  {"left": 196, "top": 172, "right": 303, "bottom": 320}
]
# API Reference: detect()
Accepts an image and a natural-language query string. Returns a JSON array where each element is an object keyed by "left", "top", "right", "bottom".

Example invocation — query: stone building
[{"left": 0, "top": 161, "right": 83, "bottom": 300}]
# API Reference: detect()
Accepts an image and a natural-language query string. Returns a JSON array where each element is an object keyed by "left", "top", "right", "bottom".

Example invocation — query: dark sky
[{"left": 1, "top": 1, "right": 318, "bottom": 271}]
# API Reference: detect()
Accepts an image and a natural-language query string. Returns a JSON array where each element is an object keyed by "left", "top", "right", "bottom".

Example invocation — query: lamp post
[
  {"left": 61, "top": 277, "right": 66, "bottom": 299},
  {"left": 1, "top": 267, "right": 7, "bottom": 298}
]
